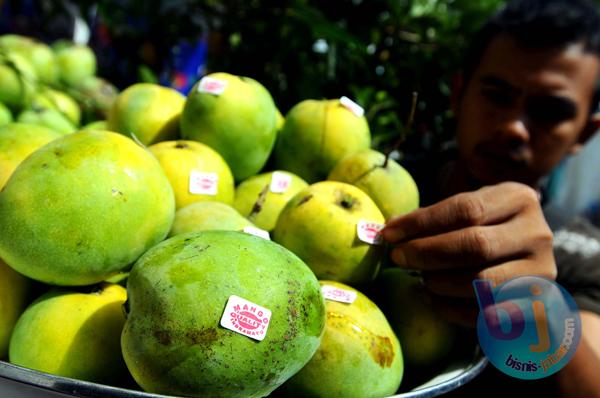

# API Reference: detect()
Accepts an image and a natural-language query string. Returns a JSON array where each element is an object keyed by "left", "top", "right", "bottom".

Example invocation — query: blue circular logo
[{"left": 474, "top": 276, "right": 581, "bottom": 379}]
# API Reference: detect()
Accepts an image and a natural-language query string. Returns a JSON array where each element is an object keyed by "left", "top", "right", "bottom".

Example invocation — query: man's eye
[
  {"left": 481, "top": 89, "right": 513, "bottom": 107},
  {"left": 526, "top": 97, "right": 577, "bottom": 125}
]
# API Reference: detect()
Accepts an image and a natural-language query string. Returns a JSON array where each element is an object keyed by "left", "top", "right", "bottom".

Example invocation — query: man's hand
[{"left": 382, "top": 182, "right": 557, "bottom": 325}]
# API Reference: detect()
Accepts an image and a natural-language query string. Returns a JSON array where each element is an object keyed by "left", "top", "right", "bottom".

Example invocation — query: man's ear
[
  {"left": 450, "top": 72, "right": 465, "bottom": 115},
  {"left": 569, "top": 113, "right": 600, "bottom": 155}
]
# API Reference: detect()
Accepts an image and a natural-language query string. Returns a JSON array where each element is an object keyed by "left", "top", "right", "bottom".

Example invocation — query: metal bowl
[{"left": 0, "top": 347, "right": 487, "bottom": 398}]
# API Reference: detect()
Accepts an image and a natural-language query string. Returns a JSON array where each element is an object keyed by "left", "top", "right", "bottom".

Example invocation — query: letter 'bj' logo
[{"left": 474, "top": 276, "right": 581, "bottom": 379}]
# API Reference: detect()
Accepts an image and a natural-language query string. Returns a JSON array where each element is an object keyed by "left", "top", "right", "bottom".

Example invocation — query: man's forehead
[{"left": 475, "top": 34, "right": 600, "bottom": 93}]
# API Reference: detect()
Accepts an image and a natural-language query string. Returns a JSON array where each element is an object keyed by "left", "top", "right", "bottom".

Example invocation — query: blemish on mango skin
[
  {"left": 327, "top": 311, "right": 395, "bottom": 368},
  {"left": 370, "top": 335, "right": 395, "bottom": 368}
]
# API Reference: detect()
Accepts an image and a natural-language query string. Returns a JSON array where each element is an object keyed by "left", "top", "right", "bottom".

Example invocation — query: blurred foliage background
[{"left": 1, "top": 0, "right": 507, "bottom": 155}]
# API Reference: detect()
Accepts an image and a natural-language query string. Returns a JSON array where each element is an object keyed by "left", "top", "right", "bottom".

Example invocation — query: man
[{"left": 382, "top": 0, "right": 600, "bottom": 396}]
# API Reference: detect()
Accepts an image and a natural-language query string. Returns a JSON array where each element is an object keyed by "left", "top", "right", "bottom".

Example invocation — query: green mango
[
  {"left": 29, "top": 88, "right": 81, "bottom": 126},
  {"left": 233, "top": 170, "right": 308, "bottom": 231},
  {"left": 274, "top": 98, "right": 370, "bottom": 183},
  {"left": 0, "top": 34, "right": 59, "bottom": 85},
  {"left": 9, "top": 283, "right": 128, "bottom": 383},
  {"left": 71, "top": 75, "right": 119, "bottom": 122},
  {"left": 273, "top": 181, "right": 385, "bottom": 286},
  {"left": 0, "top": 52, "right": 38, "bottom": 112},
  {"left": 108, "top": 83, "right": 185, "bottom": 145},
  {"left": 0, "top": 122, "right": 62, "bottom": 188},
  {"left": 284, "top": 280, "right": 403, "bottom": 397},
  {"left": 0, "top": 258, "right": 31, "bottom": 359},
  {"left": 375, "top": 268, "right": 457, "bottom": 371},
  {"left": 0, "top": 130, "right": 175, "bottom": 285},
  {"left": 180, "top": 72, "right": 278, "bottom": 182},
  {"left": 121, "top": 230, "right": 326, "bottom": 398},
  {"left": 17, "top": 107, "right": 77, "bottom": 135},
  {"left": 328, "top": 149, "right": 419, "bottom": 220},
  {"left": 169, "top": 201, "right": 255, "bottom": 237},
  {"left": 52, "top": 41, "right": 96, "bottom": 87},
  {"left": 0, "top": 102, "right": 12, "bottom": 126}
]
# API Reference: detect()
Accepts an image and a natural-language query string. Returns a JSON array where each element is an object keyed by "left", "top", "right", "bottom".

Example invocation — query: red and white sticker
[
  {"left": 357, "top": 220, "right": 384, "bottom": 245},
  {"left": 321, "top": 285, "right": 357, "bottom": 304},
  {"left": 269, "top": 171, "right": 292, "bottom": 193},
  {"left": 243, "top": 226, "right": 271, "bottom": 240},
  {"left": 220, "top": 295, "right": 272, "bottom": 341},
  {"left": 340, "top": 96, "right": 364, "bottom": 118},
  {"left": 197, "top": 76, "right": 228, "bottom": 95},
  {"left": 189, "top": 171, "right": 218, "bottom": 195}
]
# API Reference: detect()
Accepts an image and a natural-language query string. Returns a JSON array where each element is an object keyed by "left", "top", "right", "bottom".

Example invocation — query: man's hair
[{"left": 463, "top": 0, "right": 600, "bottom": 109}]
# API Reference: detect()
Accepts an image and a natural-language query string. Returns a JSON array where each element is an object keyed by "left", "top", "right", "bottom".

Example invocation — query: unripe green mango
[
  {"left": 284, "top": 280, "right": 403, "bottom": 398},
  {"left": 0, "top": 258, "right": 31, "bottom": 359},
  {"left": 0, "top": 122, "right": 62, "bottom": 188},
  {"left": 17, "top": 107, "right": 77, "bottom": 135},
  {"left": 52, "top": 41, "right": 96, "bottom": 87},
  {"left": 180, "top": 72, "right": 278, "bottom": 182},
  {"left": 169, "top": 201, "right": 255, "bottom": 237},
  {"left": 233, "top": 170, "right": 308, "bottom": 231},
  {"left": 273, "top": 181, "right": 385, "bottom": 286},
  {"left": 0, "top": 102, "right": 12, "bottom": 126},
  {"left": 0, "top": 130, "right": 175, "bottom": 285},
  {"left": 0, "top": 34, "right": 59, "bottom": 85},
  {"left": 121, "top": 230, "right": 326, "bottom": 398},
  {"left": 9, "top": 283, "right": 128, "bottom": 384},
  {"left": 274, "top": 99, "right": 370, "bottom": 183},
  {"left": 0, "top": 52, "right": 38, "bottom": 112},
  {"left": 328, "top": 149, "right": 419, "bottom": 220}
]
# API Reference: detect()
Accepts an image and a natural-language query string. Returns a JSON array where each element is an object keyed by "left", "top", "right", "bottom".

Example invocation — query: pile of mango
[{"left": 0, "top": 34, "right": 464, "bottom": 398}]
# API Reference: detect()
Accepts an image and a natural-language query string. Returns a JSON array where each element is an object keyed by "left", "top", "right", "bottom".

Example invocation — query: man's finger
[
  {"left": 421, "top": 258, "right": 557, "bottom": 298},
  {"left": 382, "top": 182, "right": 539, "bottom": 243}
]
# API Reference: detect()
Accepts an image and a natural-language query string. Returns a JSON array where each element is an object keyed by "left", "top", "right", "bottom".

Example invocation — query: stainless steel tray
[{"left": 0, "top": 347, "right": 487, "bottom": 398}]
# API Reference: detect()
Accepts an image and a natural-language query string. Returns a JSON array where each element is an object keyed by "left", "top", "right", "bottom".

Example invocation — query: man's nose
[{"left": 496, "top": 113, "right": 530, "bottom": 146}]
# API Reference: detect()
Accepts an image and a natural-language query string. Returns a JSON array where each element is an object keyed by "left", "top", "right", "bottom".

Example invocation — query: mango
[
  {"left": 53, "top": 41, "right": 96, "bottom": 87},
  {"left": 9, "top": 283, "right": 128, "bottom": 384},
  {"left": 273, "top": 181, "right": 385, "bottom": 286},
  {"left": 0, "top": 122, "right": 62, "bottom": 188},
  {"left": 108, "top": 83, "right": 185, "bottom": 145},
  {"left": 17, "top": 107, "right": 77, "bottom": 135},
  {"left": 0, "top": 34, "right": 59, "bottom": 85},
  {"left": 0, "top": 130, "right": 175, "bottom": 285},
  {"left": 0, "top": 102, "right": 12, "bottom": 126},
  {"left": 284, "top": 281, "right": 403, "bottom": 397},
  {"left": 0, "top": 258, "right": 31, "bottom": 359},
  {"left": 328, "top": 149, "right": 419, "bottom": 220},
  {"left": 180, "top": 72, "right": 278, "bottom": 181},
  {"left": 374, "top": 268, "right": 457, "bottom": 371},
  {"left": 121, "top": 230, "right": 326, "bottom": 398},
  {"left": 274, "top": 99, "right": 370, "bottom": 183},
  {"left": 169, "top": 201, "right": 255, "bottom": 237},
  {"left": 149, "top": 140, "right": 235, "bottom": 209},
  {"left": 233, "top": 170, "right": 308, "bottom": 231},
  {"left": 29, "top": 88, "right": 81, "bottom": 126},
  {"left": 0, "top": 52, "right": 37, "bottom": 112}
]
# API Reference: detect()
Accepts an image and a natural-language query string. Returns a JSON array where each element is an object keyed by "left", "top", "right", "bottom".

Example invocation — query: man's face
[{"left": 455, "top": 33, "right": 600, "bottom": 187}]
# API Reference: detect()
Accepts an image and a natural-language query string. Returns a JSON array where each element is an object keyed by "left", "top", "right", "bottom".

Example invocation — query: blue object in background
[{"left": 160, "top": 38, "right": 208, "bottom": 95}]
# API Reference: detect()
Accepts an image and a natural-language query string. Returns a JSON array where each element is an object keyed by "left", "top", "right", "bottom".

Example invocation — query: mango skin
[
  {"left": 0, "top": 52, "right": 37, "bottom": 112},
  {"left": 121, "top": 231, "right": 326, "bottom": 398},
  {"left": 0, "top": 130, "right": 175, "bottom": 286},
  {"left": 0, "top": 122, "right": 62, "bottom": 188},
  {"left": 53, "top": 42, "right": 96, "bottom": 87},
  {"left": 233, "top": 170, "right": 308, "bottom": 231},
  {"left": 9, "top": 283, "right": 128, "bottom": 384},
  {"left": 273, "top": 181, "right": 385, "bottom": 286},
  {"left": 149, "top": 140, "right": 235, "bottom": 209},
  {"left": 169, "top": 201, "right": 255, "bottom": 237},
  {"left": 0, "top": 102, "right": 12, "bottom": 126},
  {"left": 0, "top": 34, "right": 59, "bottom": 85},
  {"left": 108, "top": 83, "right": 185, "bottom": 145},
  {"left": 29, "top": 88, "right": 81, "bottom": 126},
  {"left": 285, "top": 280, "right": 403, "bottom": 398},
  {"left": 180, "top": 72, "right": 278, "bottom": 182},
  {"left": 374, "top": 268, "right": 457, "bottom": 369},
  {"left": 17, "top": 107, "right": 77, "bottom": 135},
  {"left": 0, "top": 258, "right": 31, "bottom": 359},
  {"left": 328, "top": 149, "right": 419, "bottom": 220},
  {"left": 274, "top": 99, "right": 371, "bottom": 183}
]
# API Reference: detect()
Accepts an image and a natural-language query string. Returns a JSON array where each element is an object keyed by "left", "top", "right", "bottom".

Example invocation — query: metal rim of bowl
[{"left": 0, "top": 349, "right": 488, "bottom": 398}]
